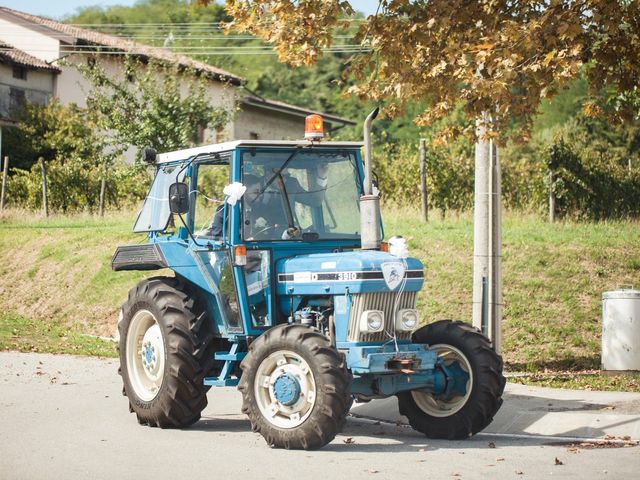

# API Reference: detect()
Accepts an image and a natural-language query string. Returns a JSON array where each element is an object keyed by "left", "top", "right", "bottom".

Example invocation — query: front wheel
[
  {"left": 397, "top": 320, "right": 505, "bottom": 439},
  {"left": 239, "top": 324, "right": 351, "bottom": 450}
]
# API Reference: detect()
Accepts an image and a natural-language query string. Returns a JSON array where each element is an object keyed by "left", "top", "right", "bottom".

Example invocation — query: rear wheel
[
  {"left": 119, "top": 276, "right": 216, "bottom": 428},
  {"left": 239, "top": 324, "right": 351, "bottom": 449},
  {"left": 397, "top": 320, "right": 505, "bottom": 439}
]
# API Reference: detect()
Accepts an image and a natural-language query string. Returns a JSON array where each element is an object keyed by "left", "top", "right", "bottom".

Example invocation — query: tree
[
  {"left": 4, "top": 99, "right": 108, "bottom": 170},
  {"left": 79, "top": 55, "right": 231, "bottom": 155},
  {"left": 4, "top": 100, "right": 149, "bottom": 212},
  {"left": 215, "top": 0, "right": 640, "bottom": 141}
]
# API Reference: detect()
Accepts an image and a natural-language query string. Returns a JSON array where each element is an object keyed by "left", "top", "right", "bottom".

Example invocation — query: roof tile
[
  {"left": 0, "top": 40, "right": 60, "bottom": 72},
  {"left": 0, "top": 7, "right": 242, "bottom": 84}
]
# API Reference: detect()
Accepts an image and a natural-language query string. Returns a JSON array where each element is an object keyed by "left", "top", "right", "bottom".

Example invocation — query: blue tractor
[{"left": 112, "top": 110, "right": 505, "bottom": 449}]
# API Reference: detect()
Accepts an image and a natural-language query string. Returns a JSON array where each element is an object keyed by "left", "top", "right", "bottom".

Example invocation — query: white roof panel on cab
[{"left": 156, "top": 140, "right": 364, "bottom": 164}]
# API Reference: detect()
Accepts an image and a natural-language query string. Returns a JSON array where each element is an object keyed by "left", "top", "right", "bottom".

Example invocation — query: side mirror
[
  {"left": 169, "top": 182, "right": 189, "bottom": 214},
  {"left": 142, "top": 147, "right": 157, "bottom": 164}
]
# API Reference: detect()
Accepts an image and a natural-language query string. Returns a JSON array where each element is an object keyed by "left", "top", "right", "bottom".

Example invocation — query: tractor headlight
[
  {"left": 360, "top": 310, "right": 384, "bottom": 332},
  {"left": 396, "top": 309, "right": 418, "bottom": 332}
]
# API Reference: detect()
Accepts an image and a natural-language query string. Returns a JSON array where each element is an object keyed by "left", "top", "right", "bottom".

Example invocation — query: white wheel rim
[
  {"left": 126, "top": 309, "right": 165, "bottom": 402},
  {"left": 254, "top": 350, "right": 317, "bottom": 429},
  {"left": 411, "top": 344, "right": 473, "bottom": 418}
]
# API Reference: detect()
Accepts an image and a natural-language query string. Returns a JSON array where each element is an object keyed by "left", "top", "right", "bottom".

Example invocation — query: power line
[
  {"left": 3, "top": 32, "right": 358, "bottom": 41},
  {"left": 66, "top": 19, "right": 368, "bottom": 27},
  {"left": 0, "top": 46, "right": 370, "bottom": 56}
]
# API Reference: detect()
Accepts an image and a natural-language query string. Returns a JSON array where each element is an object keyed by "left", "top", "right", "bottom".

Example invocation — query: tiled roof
[
  {"left": 0, "top": 40, "right": 60, "bottom": 72},
  {"left": 242, "top": 95, "right": 355, "bottom": 126},
  {"left": 0, "top": 7, "right": 242, "bottom": 85}
]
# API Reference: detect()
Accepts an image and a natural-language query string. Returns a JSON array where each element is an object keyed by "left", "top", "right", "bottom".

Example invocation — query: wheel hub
[
  {"left": 126, "top": 310, "right": 165, "bottom": 402},
  {"left": 254, "top": 351, "right": 317, "bottom": 429},
  {"left": 272, "top": 373, "right": 301, "bottom": 406},
  {"left": 140, "top": 324, "right": 163, "bottom": 378},
  {"left": 411, "top": 344, "right": 473, "bottom": 418}
]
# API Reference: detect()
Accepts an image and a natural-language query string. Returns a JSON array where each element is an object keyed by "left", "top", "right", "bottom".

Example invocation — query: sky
[{"left": 0, "top": 1, "right": 378, "bottom": 20}]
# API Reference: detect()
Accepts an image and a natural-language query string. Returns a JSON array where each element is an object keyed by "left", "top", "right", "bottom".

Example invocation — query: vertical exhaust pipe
[{"left": 360, "top": 107, "right": 381, "bottom": 250}]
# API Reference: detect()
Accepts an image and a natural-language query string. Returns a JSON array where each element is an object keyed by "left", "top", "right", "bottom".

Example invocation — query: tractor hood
[{"left": 276, "top": 251, "right": 424, "bottom": 295}]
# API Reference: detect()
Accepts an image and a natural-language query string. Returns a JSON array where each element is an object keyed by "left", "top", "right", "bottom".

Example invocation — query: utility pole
[
  {"left": 472, "top": 114, "right": 502, "bottom": 353},
  {"left": 419, "top": 138, "right": 428, "bottom": 222}
]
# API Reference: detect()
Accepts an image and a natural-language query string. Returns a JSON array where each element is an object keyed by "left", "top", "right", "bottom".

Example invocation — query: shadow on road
[{"left": 190, "top": 415, "right": 251, "bottom": 432}]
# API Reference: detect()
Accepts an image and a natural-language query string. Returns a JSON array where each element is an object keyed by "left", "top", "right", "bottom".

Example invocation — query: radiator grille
[{"left": 347, "top": 291, "right": 417, "bottom": 342}]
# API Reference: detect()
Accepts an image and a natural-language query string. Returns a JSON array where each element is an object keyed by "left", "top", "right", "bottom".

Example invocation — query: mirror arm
[{"left": 176, "top": 213, "right": 206, "bottom": 248}]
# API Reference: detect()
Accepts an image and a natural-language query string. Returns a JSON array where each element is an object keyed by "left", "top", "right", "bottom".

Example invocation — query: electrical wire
[{"left": 0, "top": 46, "right": 369, "bottom": 56}]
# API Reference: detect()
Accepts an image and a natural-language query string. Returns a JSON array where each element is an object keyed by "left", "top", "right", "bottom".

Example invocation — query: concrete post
[{"left": 472, "top": 114, "right": 502, "bottom": 353}]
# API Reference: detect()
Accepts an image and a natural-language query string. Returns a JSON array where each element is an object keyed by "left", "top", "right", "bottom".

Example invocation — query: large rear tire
[
  {"left": 397, "top": 320, "right": 505, "bottom": 439},
  {"left": 119, "top": 276, "right": 216, "bottom": 428},
  {"left": 239, "top": 324, "right": 351, "bottom": 450}
]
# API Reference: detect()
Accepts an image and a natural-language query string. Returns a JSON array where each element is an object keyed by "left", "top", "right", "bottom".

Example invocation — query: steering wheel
[{"left": 251, "top": 224, "right": 278, "bottom": 239}]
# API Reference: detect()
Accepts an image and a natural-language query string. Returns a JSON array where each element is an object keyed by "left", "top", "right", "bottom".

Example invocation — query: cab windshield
[
  {"left": 134, "top": 162, "right": 186, "bottom": 233},
  {"left": 241, "top": 149, "right": 362, "bottom": 241}
]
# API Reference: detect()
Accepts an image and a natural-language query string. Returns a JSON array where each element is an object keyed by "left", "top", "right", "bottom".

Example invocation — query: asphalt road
[{"left": 1, "top": 352, "right": 638, "bottom": 480}]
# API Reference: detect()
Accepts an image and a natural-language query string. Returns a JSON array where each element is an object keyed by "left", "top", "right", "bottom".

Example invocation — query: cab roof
[{"left": 156, "top": 140, "right": 364, "bottom": 164}]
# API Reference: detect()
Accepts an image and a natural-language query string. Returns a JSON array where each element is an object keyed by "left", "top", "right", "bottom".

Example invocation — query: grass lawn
[{"left": 0, "top": 207, "right": 638, "bottom": 390}]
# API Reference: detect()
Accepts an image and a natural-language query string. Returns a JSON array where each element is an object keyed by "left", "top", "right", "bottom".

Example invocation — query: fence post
[
  {"left": 419, "top": 138, "right": 428, "bottom": 222},
  {"left": 98, "top": 174, "right": 106, "bottom": 217},
  {"left": 0, "top": 156, "right": 8, "bottom": 211},
  {"left": 548, "top": 169, "right": 556, "bottom": 223},
  {"left": 39, "top": 157, "right": 48, "bottom": 217}
]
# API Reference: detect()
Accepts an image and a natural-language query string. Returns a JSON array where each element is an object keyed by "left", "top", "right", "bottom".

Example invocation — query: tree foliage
[
  {"left": 4, "top": 99, "right": 108, "bottom": 170},
  {"left": 69, "top": 0, "right": 229, "bottom": 25},
  {"left": 219, "top": 0, "right": 640, "bottom": 141},
  {"left": 78, "top": 55, "right": 231, "bottom": 155},
  {"left": 4, "top": 101, "right": 149, "bottom": 212}
]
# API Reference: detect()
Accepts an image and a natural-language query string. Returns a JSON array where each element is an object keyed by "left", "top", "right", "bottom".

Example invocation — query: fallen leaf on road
[
  {"left": 554, "top": 458, "right": 564, "bottom": 465},
  {"left": 488, "top": 442, "right": 496, "bottom": 448},
  {"left": 496, "top": 458, "right": 505, "bottom": 462},
  {"left": 343, "top": 437, "right": 355, "bottom": 444},
  {"left": 515, "top": 471, "right": 524, "bottom": 475},
  {"left": 368, "top": 469, "right": 379, "bottom": 474}
]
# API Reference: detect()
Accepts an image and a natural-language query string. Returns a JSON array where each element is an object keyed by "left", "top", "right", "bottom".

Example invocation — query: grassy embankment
[{"left": 0, "top": 207, "right": 638, "bottom": 391}]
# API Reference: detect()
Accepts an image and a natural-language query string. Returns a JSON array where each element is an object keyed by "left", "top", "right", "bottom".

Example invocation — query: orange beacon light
[{"left": 304, "top": 114, "right": 324, "bottom": 140}]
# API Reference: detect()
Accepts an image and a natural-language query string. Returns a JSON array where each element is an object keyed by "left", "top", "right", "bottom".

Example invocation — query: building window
[
  {"left": 12, "top": 65, "right": 27, "bottom": 80},
  {"left": 249, "top": 132, "right": 259, "bottom": 140},
  {"left": 9, "top": 88, "right": 26, "bottom": 112}
]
